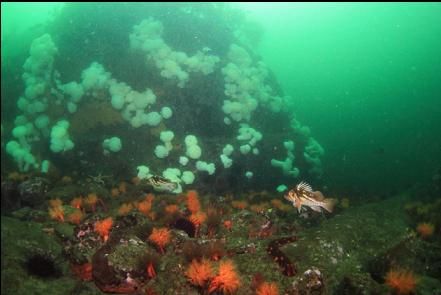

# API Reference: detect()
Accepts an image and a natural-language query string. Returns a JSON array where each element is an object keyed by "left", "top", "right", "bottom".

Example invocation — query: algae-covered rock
[
  {"left": 278, "top": 194, "right": 412, "bottom": 292},
  {"left": 1, "top": 179, "right": 21, "bottom": 213},
  {"left": 368, "top": 236, "right": 441, "bottom": 280},
  {"left": 107, "top": 236, "right": 150, "bottom": 276},
  {"left": 0, "top": 216, "right": 83, "bottom": 295},
  {"left": 54, "top": 222, "right": 75, "bottom": 239},
  {"left": 18, "top": 177, "right": 50, "bottom": 208},
  {"left": 416, "top": 275, "right": 441, "bottom": 295},
  {"left": 10, "top": 206, "right": 48, "bottom": 222},
  {"left": 335, "top": 272, "right": 385, "bottom": 295},
  {"left": 46, "top": 184, "right": 84, "bottom": 203}
]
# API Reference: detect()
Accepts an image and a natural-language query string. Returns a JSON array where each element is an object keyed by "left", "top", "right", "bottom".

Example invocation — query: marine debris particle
[{"left": 266, "top": 236, "right": 298, "bottom": 276}]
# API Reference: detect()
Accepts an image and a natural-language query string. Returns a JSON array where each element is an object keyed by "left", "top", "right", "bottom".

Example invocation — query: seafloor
[{"left": 1, "top": 175, "right": 440, "bottom": 295}]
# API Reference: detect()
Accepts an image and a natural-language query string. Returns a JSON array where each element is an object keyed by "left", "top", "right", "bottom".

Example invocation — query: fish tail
[{"left": 322, "top": 198, "right": 336, "bottom": 213}]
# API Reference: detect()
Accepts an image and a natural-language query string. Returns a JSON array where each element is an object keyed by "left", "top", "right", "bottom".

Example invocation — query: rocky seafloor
[{"left": 1, "top": 175, "right": 440, "bottom": 295}]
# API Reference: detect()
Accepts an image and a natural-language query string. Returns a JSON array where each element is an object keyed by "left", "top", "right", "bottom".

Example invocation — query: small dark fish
[{"left": 284, "top": 182, "right": 335, "bottom": 213}]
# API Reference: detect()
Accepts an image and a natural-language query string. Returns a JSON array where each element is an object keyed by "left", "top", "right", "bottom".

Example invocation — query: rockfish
[
  {"left": 146, "top": 175, "right": 179, "bottom": 193},
  {"left": 284, "top": 182, "right": 335, "bottom": 213}
]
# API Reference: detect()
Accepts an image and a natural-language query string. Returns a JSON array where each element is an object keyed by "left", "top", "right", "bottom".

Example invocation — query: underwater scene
[{"left": 1, "top": 2, "right": 441, "bottom": 294}]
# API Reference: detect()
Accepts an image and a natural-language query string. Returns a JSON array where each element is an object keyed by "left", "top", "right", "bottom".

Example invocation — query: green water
[{"left": 236, "top": 3, "right": 441, "bottom": 192}]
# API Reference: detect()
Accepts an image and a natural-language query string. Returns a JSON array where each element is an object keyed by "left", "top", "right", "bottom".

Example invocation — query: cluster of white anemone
[
  {"left": 7, "top": 34, "right": 58, "bottom": 171},
  {"left": 271, "top": 140, "right": 299, "bottom": 178},
  {"left": 222, "top": 44, "right": 287, "bottom": 123},
  {"left": 237, "top": 124, "right": 262, "bottom": 156},
  {"left": 304, "top": 138, "right": 325, "bottom": 176},
  {"left": 4, "top": 18, "right": 326, "bottom": 191},
  {"left": 19, "top": 34, "right": 58, "bottom": 116},
  {"left": 130, "top": 18, "right": 220, "bottom": 88}
]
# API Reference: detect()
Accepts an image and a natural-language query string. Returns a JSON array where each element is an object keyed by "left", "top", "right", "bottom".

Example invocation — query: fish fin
[
  {"left": 297, "top": 206, "right": 302, "bottom": 213},
  {"left": 295, "top": 198, "right": 302, "bottom": 209},
  {"left": 322, "top": 198, "right": 336, "bottom": 213},
  {"left": 284, "top": 192, "right": 294, "bottom": 202},
  {"left": 310, "top": 206, "right": 322, "bottom": 212},
  {"left": 313, "top": 191, "right": 325, "bottom": 201},
  {"left": 297, "top": 181, "right": 312, "bottom": 192}
]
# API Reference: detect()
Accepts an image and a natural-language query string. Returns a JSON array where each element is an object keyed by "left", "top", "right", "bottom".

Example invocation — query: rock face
[
  {"left": 1, "top": 217, "right": 75, "bottom": 294},
  {"left": 18, "top": 177, "right": 50, "bottom": 208},
  {"left": 2, "top": 191, "right": 440, "bottom": 294},
  {"left": 1, "top": 179, "right": 21, "bottom": 212},
  {"left": 335, "top": 273, "right": 384, "bottom": 295},
  {"left": 283, "top": 193, "right": 411, "bottom": 293}
]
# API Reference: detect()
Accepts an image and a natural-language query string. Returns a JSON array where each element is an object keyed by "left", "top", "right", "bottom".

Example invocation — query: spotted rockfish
[{"left": 284, "top": 182, "right": 335, "bottom": 213}]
